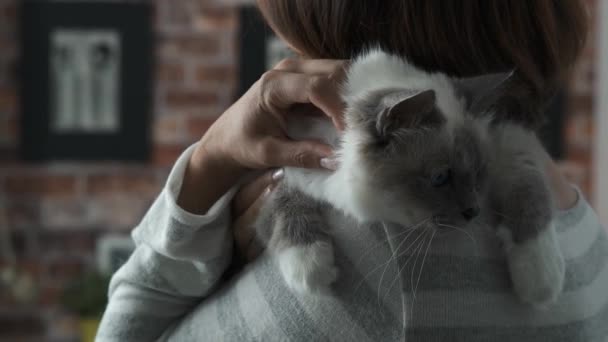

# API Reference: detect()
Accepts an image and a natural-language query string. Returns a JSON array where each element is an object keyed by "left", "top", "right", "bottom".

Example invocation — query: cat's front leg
[
  {"left": 261, "top": 186, "right": 338, "bottom": 295},
  {"left": 491, "top": 168, "right": 565, "bottom": 307},
  {"left": 277, "top": 240, "right": 338, "bottom": 294}
]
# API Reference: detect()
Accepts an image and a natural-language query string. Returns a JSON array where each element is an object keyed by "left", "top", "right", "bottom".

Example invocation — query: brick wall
[
  {"left": 0, "top": 0, "right": 602, "bottom": 339},
  {"left": 565, "top": 0, "right": 599, "bottom": 198},
  {"left": 0, "top": 0, "right": 238, "bottom": 339}
]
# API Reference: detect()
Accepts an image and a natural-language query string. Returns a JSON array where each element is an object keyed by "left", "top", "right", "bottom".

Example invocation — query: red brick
[
  {"left": 3, "top": 1, "right": 17, "bottom": 16},
  {"left": 195, "top": 65, "right": 235, "bottom": 84},
  {"left": 195, "top": 7, "right": 237, "bottom": 31},
  {"left": 166, "top": 89, "right": 219, "bottom": 108},
  {"left": 0, "top": 87, "right": 17, "bottom": 113},
  {"left": 0, "top": 115, "right": 17, "bottom": 146},
  {"left": 38, "top": 285, "right": 62, "bottom": 307},
  {"left": 185, "top": 116, "right": 215, "bottom": 139},
  {"left": 44, "top": 257, "right": 85, "bottom": 282},
  {"left": 565, "top": 149, "right": 591, "bottom": 167},
  {"left": 168, "top": 36, "right": 221, "bottom": 57},
  {"left": 40, "top": 198, "right": 89, "bottom": 229},
  {"left": 0, "top": 311, "right": 45, "bottom": 337},
  {"left": 0, "top": 2, "right": 17, "bottom": 27},
  {"left": 156, "top": 0, "right": 195, "bottom": 30},
  {"left": 40, "top": 230, "right": 98, "bottom": 256},
  {"left": 0, "top": 147, "right": 17, "bottom": 162},
  {"left": 567, "top": 95, "right": 593, "bottom": 117},
  {"left": 157, "top": 63, "right": 185, "bottom": 83},
  {"left": 153, "top": 115, "right": 183, "bottom": 143},
  {"left": 86, "top": 173, "right": 162, "bottom": 196},
  {"left": 18, "top": 260, "right": 40, "bottom": 276},
  {"left": 0, "top": 37, "right": 16, "bottom": 59},
  {"left": 153, "top": 144, "right": 186, "bottom": 167},
  {"left": 5, "top": 200, "right": 40, "bottom": 229},
  {"left": 4, "top": 174, "right": 78, "bottom": 196},
  {"left": 565, "top": 114, "right": 593, "bottom": 152},
  {"left": 90, "top": 193, "right": 152, "bottom": 229}
]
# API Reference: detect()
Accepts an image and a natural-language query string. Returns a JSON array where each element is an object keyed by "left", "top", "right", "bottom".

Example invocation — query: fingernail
[
  {"left": 320, "top": 157, "right": 339, "bottom": 171},
  {"left": 271, "top": 168, "right": 284, "bottom": 181},
  {"left": 263, "top": 185, "right": 274, "bottom": 197}
]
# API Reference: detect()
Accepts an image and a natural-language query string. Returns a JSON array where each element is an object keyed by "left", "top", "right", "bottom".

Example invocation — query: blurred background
[{"left": 0, "top": 0, "right": 606, "bottom": 341}]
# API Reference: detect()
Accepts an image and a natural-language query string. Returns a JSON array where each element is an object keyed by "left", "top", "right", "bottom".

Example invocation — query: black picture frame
[
  {"left": 20, "top": 1, "right": 153, "bottom": 161},
  {"left": 238, "top": 6, "right": 273, "bottom": 98},
  {"left": 238, "top": 6, "right": 295, "bottom": 98}
]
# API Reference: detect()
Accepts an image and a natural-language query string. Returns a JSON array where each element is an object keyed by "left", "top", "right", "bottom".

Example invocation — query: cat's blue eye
[{"left": 431, "top": 169, "right": 451, "bottom": 187}]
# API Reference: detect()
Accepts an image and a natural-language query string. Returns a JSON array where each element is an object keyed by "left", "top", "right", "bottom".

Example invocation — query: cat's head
[{"left": 340, "top": 72, "right": 510, "bottom": 229}]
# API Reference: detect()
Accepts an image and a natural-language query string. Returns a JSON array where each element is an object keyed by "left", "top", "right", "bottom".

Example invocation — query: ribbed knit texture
[{"left": 97, "top": 144, "right": 608, "bottom": 342}]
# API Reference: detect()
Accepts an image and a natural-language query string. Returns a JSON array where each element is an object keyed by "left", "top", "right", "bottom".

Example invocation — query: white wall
[{"left": 593, "top": 0, "right": 608, "bottom": 226}]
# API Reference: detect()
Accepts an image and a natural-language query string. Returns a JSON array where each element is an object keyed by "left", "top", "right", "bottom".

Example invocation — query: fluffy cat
[{"left": 254, "top": 49, "right": 565, "bottom": 307}]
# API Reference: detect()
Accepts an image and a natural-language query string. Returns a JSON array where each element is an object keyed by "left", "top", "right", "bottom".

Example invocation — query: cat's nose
[{"left": 461, "top": 207, "right": 480, "bottom": 221}]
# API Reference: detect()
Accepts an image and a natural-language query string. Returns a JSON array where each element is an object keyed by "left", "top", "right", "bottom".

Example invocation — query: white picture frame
[{"left": 50, "top": 29, "right": 121, "bottom": 133}]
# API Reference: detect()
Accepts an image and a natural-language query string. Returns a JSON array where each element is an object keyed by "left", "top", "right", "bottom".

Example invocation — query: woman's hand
[
  {"left": 201, "top": 58, "right": 347, "bottom": 171},
  {"left": 546, "top": 159, "right": 580, "bottom": 210},
  {"left": 177, "top": 58, "right": 347, "bottom": 216},
  {"left": 231, "top": 169, "right": 284, "bottom": 262}
]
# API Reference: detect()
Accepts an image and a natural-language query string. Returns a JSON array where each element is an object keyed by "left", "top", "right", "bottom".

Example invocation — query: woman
[{"left": 97, "top": 1, "right": 607, "bottom": 341}]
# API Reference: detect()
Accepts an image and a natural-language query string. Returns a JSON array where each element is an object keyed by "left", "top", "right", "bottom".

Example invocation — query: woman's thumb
[{"left": 267, "top": 138, "right": 333, "bottom": 169}]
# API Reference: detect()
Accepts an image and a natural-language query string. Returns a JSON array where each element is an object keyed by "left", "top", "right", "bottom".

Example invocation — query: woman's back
[{"left": 163, "top": 190, "right": 607, "bottom": 342}]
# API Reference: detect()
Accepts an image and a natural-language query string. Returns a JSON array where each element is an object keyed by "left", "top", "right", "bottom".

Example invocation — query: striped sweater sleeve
[{"left": 96, "top": 144, "right": 239, "bottom": 342}]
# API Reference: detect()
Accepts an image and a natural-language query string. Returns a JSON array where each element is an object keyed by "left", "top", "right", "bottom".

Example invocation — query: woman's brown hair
[{"left": 257, "top": 0, "right": 588, "bottom": 128}]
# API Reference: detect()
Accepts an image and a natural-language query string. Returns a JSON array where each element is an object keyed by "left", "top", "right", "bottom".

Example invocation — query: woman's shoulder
[
  {"left": 554, "top": 186, "right": 599, "bottom": 232},
  {"left": 553, "top": 186, "right": 606, "bottom": 261}
]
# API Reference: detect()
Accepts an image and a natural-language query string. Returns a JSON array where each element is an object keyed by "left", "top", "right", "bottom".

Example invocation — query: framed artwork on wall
[
  {"left": 238, "top": 6, "right": 295, "bottom": 98},
  {"left": 20, "top": 1, "right": 153, "bottom": 161}
]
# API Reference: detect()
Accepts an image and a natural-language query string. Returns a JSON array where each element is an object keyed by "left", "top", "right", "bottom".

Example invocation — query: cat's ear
[
  {"left": 454, "top": 70, "right": 514, "bottom": 113},
  {"left": 376, "top": 89, "right": 443, "bottom": 139}
]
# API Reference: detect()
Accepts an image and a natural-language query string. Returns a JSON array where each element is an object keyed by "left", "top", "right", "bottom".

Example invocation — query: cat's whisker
[
  {"left": 376, "top": 227, "right": 428, "bottom": 307},
  {"left": 370, "top": 218, "right": 430, "bottom": 300},
  {"left": 353, "top": 220, "right": 427, "bottom": 297},
  {"left": 376, "top": 224, "right": 427, "bottom": 308},
  {"left": 389, "top": 219, "right": 431, "bottom": 259},
  {"left": 394, "top": 228, "right": 430, "bottom": 260},
  {"left": 354, "top": 220, "right": 426, "bottom": 268},
  {"left": 383, "top": 228, "right": 428, "bottom": 303},
  {"left": 409, "top": 229, "right": 429, "bottom": 301},
  {"left": 397, "top": 230, "right": 428, "bottom": 303},
  {"left": 413, "top": 229, "right": 435, "bottom": 301},
  {"left": 437, "top": 223, "right": 478, "bottom": 252}
]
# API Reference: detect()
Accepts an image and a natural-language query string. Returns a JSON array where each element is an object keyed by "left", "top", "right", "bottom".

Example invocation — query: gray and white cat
[{"left": 255, "top": 50, "right": 565, "bottom": 307}]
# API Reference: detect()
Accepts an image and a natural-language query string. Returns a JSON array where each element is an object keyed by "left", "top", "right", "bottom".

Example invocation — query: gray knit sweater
[{"left": 97, "top": 144, "right": 608, "bottom": 342}]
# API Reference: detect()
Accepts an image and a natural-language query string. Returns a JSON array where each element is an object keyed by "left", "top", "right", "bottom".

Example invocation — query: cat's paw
[
  {"left": 277, "top": 241, "right": 339, "bottom": 295},
  {"left": 499, "top": 224, "right": 565, "bottom": 308}
]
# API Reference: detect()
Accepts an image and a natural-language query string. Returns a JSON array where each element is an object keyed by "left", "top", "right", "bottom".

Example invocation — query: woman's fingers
[
  {"left": 233, "top": 186, "right": 274, "bottom": 261},
  {"left": 273, "top": 58, "right": 348, "bottom": 76},
  {"left": 259, "top": 137, "right": 333, "bottom": 169},
  {"left": 308, "top": 76, "right": 346, "bottom": 130},
  {"left": 260, "top": 69, "right": 346, "bottom": 130},
  {"left": 232, "top": 170, "right": 283, "bottom": 217},
  {"left": 273, "top": 58, "right": 348, "bottom": 129}
]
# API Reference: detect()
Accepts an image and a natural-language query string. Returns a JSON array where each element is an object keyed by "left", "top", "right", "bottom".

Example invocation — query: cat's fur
[{"left": 254, "top": 50, "right": 565, "bottom": 307}]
